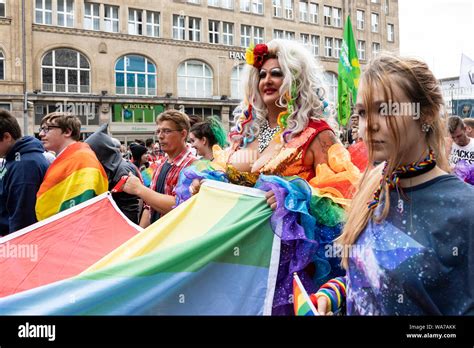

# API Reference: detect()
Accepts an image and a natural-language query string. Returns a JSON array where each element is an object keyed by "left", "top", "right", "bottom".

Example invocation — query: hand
[
  {"left": 310, "top": 294, "right": 333, "bottom": 316},
  {"left": 122, "top": 171, "right": 144, "bottom": 196},
  {"left": 265, "top": 191, "right": 277, "bottom": 210},
  {"left": 189, "top": 179, "right": 203, "bottom": 195}
]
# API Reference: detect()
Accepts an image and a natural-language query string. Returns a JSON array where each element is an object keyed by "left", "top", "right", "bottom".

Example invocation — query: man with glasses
[
  {"left": 35, "top": 112, "right": 108, "bottom": 221},
  {"left": 122, "top": 110, "right": 196, "bottom": 227},
  {"left": 0, "top": 110, "right": 49, "bottom": 235}
]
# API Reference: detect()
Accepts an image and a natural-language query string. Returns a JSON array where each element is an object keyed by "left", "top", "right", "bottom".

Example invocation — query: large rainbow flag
[
  {"left": 0, "top": 181, "right": 280, "bottom": 315},
  {"left": 35, "top": 142, "right": 108, "bottom": 221},
  {"left": 0, "top": 193, "right": 141, "bottom": 298}
]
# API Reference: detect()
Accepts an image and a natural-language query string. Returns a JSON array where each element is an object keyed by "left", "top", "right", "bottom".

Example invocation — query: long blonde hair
[{"left": 338, "top": 53, "right": 449, "bottom": 269}]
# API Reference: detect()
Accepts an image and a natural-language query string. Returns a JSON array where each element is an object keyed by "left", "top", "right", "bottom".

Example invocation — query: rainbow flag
[
  {"left": 0, "top": 181, "right": 280, "bottom": 315},
  {"left": 35, "top": 142, "right": 108, "bottom": 221},
  {"left": 0, "top": 193, "right": 141, "bottom": 298},
  {"left": 293, "top": 273, "right": 318, "bottom": 316}
]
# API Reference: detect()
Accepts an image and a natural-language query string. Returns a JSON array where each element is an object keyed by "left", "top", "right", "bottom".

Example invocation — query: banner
[
  {"left": 0, "top": 181, "right": 280, "bottom": 315},
  {"left": 459, "top": 54, "right": 474, "bottom": 88},
  {"left": 0, "top": 193, "right": 141, "bottom": 298}
]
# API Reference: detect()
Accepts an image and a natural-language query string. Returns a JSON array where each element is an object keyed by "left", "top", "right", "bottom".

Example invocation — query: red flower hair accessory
[{"left": 245, "top": 43, "right": 269, "bottom": 69}]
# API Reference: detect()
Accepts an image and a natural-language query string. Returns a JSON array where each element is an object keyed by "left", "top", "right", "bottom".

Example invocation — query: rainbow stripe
[{"left": 36, "top": 142, "right": 108, "bottom": 221}]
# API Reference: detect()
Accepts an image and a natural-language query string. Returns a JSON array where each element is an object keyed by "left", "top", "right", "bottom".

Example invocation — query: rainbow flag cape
[
  {"left": 0, "top": 181, "right": 280, "bottom": 315},
  {"left": 293, "top": 273, "right": 318, "bottom": 316},
  {"left": 0, "top": 193, "right": 141, "bottom": 298},
  {"left": 35, "top": 142, "right": 108, "bottom": 221}
]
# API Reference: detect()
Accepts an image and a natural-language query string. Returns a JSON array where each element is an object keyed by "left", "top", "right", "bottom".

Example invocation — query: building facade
[{"left": 0, "top": 0, "right": 399, "bottom": 144}]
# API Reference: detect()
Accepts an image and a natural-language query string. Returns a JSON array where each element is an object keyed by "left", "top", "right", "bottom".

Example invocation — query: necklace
[
  {"left": 368, "top": 150, "right": 436, "bottom": 210},
  {"left": 257, "top": 119, "right": 280, "bottom": 153}
]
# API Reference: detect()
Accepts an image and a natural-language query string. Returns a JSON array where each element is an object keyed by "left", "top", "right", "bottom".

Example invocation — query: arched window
[
  {"left": 323, "top": 71, "right": 338, "bottom": 103},
  {"left": 0, "top": 51, "right": 5, "bottom": 80},
  {"left": 115, "top": 55, "right": 156, "bottom": 96},
  {"left": 231, "top": 64, "right": 245, "bottom": 100},
  {"left": 177, "top": 60, "right": 213, "bottom": 98},
  {"left": 41, "top": 48, "right": 90, "bottom": 93}
]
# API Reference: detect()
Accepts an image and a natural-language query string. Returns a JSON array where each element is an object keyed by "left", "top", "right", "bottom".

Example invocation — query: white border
[
  {"left": 0, "top": 192, "right": 142, "bottom": 244},
  {"left": 293, "top": 272, "right": 319, "bottom": 315},
  {"left": 263, "top": 233, "right": 281, "bottom": 315},
  {"left": 201, "top": 179, "right": 267, "bottom": 198}
]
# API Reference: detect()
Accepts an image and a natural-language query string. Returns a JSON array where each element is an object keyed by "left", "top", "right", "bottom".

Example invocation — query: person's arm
[
  {"left": 122, "top": 173, "right": 175, "bottom": 215},
  {"left": 307, "top": 129, "right": 340, "bottom": 171}
]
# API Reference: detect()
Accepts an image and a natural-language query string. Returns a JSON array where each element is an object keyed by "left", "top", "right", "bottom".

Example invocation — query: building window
[
  {"left": 209, "top": 20, "right": 219, "bottom": 44},
  {"left": 146, "top": 11, "right": 160, "bottom": 37},
  {"left": 241, "top": 24, "right": 251, "bottom": 47},
  {"left": 84, "top": 2, "right": 100, "bottom": 30},
  {"left": 115, "top": 55, "right": 156, "bottom": 96},
  {"left": 324, "top": 71, "right": 337, "bottom": 103},
  {"left": 323, "top": 6, "right": 331, "bottom": 26},
  {"left": 173, "top": 14, "right": 186, "bottom": 40},
  {"left": 253, "top": 26, "right": 264, "bottom": 44},
  {"left": 241, "top": 0, "right": 263, "bottom": 14},
  {"left": 384, "top": 0, "right": 389, "bottom": 14},
  {"left": 324, "top": 37, "right": 333, "bottom": 57},
  {"left": 221, "top": 0, "right": 233, "bottom": 9},
  {"left": 372, "top": 42, "right": 380, "bottom": 57},
  {"left": 0, "top": 51, "right": 4, "bottom": 80},
  {"left": 285, "top": 31, "right": 295, "bottom": 40},
  {"left": 371, "top": 12, "right": 379, "bottom": 32},
  {"left": 309, "top": 2, "right": 318, "bottom": 24},
  {"left": 178, "top": 60, "right": 213, "bottom": 98},
  {"left": 357, "top": 40, "right": 366, "bottom": 60},
  {"left": 299, "top": 1, "right": 308, "bottom": 22},
  {"left": 273, "top": 0, "right": 282, "bottom": 17},
  {"left": 334, "top": 38, "right": 342, "bottom": 58},
  {"left": 35, "top": 0, "right": 53, "bottom": 25},
  {"left": 209, "top": 0, "right": 219, "bottom": 6},
  {"left": 332, "top": 7, "right": 341, "bottom": 27},
  {"left": 222, "top": 22, "right": 234, "bottom": 45},
  {"left": 273, "top": 29, "right": 283, "bottom": 39},
  {"left": 231, "top": 64, "right": 244, "bottom": 99},
  {"left": 356, "top": 10, "right": 364, "bottom": 30},
  {"left": 0, "top": 103, "right": 11, "bottom": 111},
  {"left": 387, "top": 23, "right": 394, "bottom": 42},
  {"left": 57, "top": 0, "right": 74, "bottom": 27},
  {"left": 41, "top": 49, "right": 90, "bottom": 93},
  {"left": 104, "top": 5, "right": 119, "bottom": 33},
  {"left": 185, "top": 107, "right": 221, "bottom": 119},
  {"left": 311, "top": 35, "right": 319, "bottom": 56},
  {"left": 188, "top": 17, "right": 201, "bottom": 42},
  {"left": 284, "top": 0, "right": 293, "bottom": 19},
  {"left": 128, "top": 8, "right": 143, "bottom": 35},
  {"left": 371, "top": 0, "right": 379, "bottom": 3},
  {"left": 0, "top": 0, "right": 5, "bottom": 17},
  {"left": 300, "top": 33, "right": 309, "bottom": 44}
]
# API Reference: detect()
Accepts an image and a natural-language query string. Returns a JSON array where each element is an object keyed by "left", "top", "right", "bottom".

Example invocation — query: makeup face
[{"left": 258, "top": 58, "right": 284, "bottom": 108}]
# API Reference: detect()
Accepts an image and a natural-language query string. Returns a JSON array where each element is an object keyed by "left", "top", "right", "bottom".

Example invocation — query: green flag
[{"left": 338, "top": 16, "right": 361, "bottom": 126}]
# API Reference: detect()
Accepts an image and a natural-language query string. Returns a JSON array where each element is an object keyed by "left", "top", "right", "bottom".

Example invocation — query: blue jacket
[{"left": 0, "top": 136, "right": 50, "bottom": 235}]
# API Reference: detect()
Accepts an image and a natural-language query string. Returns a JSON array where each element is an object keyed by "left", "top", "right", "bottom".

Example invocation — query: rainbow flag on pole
[
  {"left": 293, "top": 273, "right": 318, "bottom": 316},
  {"left": 0, "top": 181, "right": 280, "bottom": 315}
]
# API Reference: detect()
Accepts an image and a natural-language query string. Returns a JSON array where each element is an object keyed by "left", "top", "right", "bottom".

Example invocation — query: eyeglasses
[
  {"left": 155, "top": 128, "right": 181, "bottom": 136},
  {"left": 38, "top": 126, "right": 62, "bottom": 134}
]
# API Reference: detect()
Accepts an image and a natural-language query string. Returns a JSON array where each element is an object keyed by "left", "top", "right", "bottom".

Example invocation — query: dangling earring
[{"left": 421, "top": 123, "right": 432, "bottom": 133}]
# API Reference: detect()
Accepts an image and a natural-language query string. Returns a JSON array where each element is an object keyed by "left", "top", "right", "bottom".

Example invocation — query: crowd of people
[{"left": 1, "top": 38, "right": 473, "bottom": 315}]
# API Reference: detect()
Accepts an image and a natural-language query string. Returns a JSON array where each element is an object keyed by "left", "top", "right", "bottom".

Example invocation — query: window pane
[
  {"left": 147, "top": 61, "right": 156, "bottom": 73},
  {"left": 128, "top": 55, "right": 146, "bottom": 72},
  {"left": 68, "top": 69, "right": 77, "bottom": 86},
  {"left": 43, "top": 52, "right": 53, "bottom": 66},
  {"left": 56, "top": 49, "right": 77, "bottom": 67},
  {"left": 116, "top": 72, "right": 124, "bottom": 87},
  {"left": 147, "top": 75, "right": 155, "bottom": 88},
  {"left": 79, "top": 54, "right": 89, "bottom": 68},
  {"left": 116, "top": 57, "right": 124, "bottom": 71},
  {"left": 80, "top": 70, "right": 89, "bottom": 87}
]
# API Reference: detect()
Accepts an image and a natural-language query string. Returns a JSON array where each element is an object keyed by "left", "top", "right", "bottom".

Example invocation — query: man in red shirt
[{"left": 123, "top": 110, "right": 196, "bottom": 227}]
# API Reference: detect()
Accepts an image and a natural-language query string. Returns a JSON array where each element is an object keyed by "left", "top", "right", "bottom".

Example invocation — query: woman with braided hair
[{"left": 312, "top": 53, "right": 474, "bottom": 316}]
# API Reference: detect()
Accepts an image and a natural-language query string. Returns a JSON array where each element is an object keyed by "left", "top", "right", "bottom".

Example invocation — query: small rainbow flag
[{"left": 293, "top": 273, "right": 318, "bottom": 316}]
